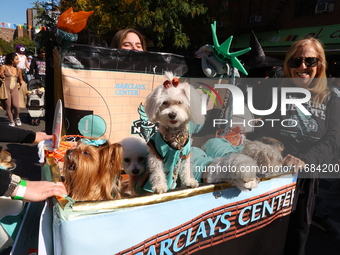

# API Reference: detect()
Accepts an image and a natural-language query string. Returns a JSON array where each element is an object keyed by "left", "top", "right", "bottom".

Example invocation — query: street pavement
[{"left": 0, "top": 107, "right": 340, "bottom": 254}]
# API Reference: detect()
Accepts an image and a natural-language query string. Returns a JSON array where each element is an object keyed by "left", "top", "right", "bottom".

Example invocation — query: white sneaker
[
  {"left": 15, "top": 118, "right": 21, "bottom": 126},
  {"left": 9, "top": 121, "right": 15, "bottom": 127}
]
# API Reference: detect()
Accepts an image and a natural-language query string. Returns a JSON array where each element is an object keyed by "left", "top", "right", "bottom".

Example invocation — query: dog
[
  {"left": 203, "top": 137, "right": 284, "bottom": 191},
  {"left": 119, "top": 136, "right": 149, "bottom": 196},
  {"left": 144, "top": 71, "right": 205, "bottom": 194},
  {"left": 0, "top": 147, "right": 16, "bottom": 171},
  {"left": 204, "top": 154, "right": 259, "bottom": 191},
  {"left": 63, "top": 138, "right": 123, "bottom": 201},
  {"left": 241, "top": 137, "right": 284, "bottom": 173}
]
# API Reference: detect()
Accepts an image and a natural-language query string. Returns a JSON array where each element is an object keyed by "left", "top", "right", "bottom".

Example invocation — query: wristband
[{"left": 13, "top": 180, "right": 27, "bottom": 200}]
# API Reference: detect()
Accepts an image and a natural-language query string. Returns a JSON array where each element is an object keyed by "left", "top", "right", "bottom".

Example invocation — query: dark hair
[
  {"left": 4, "top": 52, "right": 17, "bottom": 65},
  {"left": 38, "top": 48, "right": 45, "bottom": 55},
  {"left": 110, "top": 28, "right": 146, "bottom": 51}
]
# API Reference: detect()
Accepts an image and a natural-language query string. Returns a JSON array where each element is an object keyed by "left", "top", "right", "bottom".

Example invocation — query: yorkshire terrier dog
[
  {"left": 144, "top": 71, "right": 205, "bottom": 194},
  {"left": 241, "top": 137, "right": 284, "bottom": 173},
  {"left": 63, "top": 138, "right": 123, "bottom": 201},
  {"left": 0, "top": 147, "right": 16, "bottom": 171},
  {"left": 119, "top": 136, "right": 149, "bottom": 196},
  {"left": 204, "top": 137, "right": 284, "bottom": 191}
]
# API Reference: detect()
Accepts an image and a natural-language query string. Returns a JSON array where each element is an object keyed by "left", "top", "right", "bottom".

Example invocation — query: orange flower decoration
[{"left": 58, "top": 7, "right": 94, "bottom": 34}]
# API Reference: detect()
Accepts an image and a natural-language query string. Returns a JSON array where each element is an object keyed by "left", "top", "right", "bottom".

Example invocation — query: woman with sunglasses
[{"left": 257, "top": 36, "right": 340, "bottom": 254}]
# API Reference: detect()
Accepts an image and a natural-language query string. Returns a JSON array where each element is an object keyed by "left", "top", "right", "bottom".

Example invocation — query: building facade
[
  {"left": 228, "top": 0, "right": 340, "bottom": 76},
  {"left": 0, "top": 27, "right": 15, "bottom": 42}
]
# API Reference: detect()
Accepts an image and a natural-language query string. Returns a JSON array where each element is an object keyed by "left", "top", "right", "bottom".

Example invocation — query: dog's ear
[
  {"left": 276, "top": 141, "right": 285, "bottom": 153},
  {"left": 145, "top": 86, "right": 163, "bottom": 123},
  {"left": 110, "top": 143, "right": 123, "bottom": 172},
  {"left": 257, "top": 150, "right": 272, "bottom": 167}
]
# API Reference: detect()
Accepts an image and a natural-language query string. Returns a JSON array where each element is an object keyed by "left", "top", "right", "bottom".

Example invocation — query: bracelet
[{"left": 13, "top": 180, "right": 27, "bottom": 200}]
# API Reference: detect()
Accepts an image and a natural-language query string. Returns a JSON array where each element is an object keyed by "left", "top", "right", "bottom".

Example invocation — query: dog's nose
[
  {"left": 168, "top": 112, "right": 177, "bottom": 120},
  {"left": 132, "top": 169, "right": 140, "bottom": 175}
]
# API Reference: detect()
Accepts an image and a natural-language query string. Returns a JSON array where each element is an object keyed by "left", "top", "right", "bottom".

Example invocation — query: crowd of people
[
  {"left": 0, "top": 30, "right": 147, "bottom": 205},
  {"left": 0, "top": 46, "right": 46, "bottom": 127},
  {"left": 0, "top": 44, "right": 64, "bottom": 206},
  {"left": 0, "top": 29, "right": 340, "bottom": 254}
]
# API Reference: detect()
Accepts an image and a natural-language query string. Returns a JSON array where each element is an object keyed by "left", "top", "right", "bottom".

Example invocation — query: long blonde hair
[{"left": 283, "top": 36, "right": 329, "bottom": 104}]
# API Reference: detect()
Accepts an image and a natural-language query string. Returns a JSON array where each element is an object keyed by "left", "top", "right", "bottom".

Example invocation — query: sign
[
  {"left": 40, "top": 46, "right": 298, "bottom": 255},
  {"left": 40, "top": 160, "right": 296, "bottom": 255},
  {"left": 233, "top": 23, "right": 340, "bottom": 49}
]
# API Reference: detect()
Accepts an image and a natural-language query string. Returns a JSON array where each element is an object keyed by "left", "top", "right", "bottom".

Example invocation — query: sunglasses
[{"left": 288, "top": 57, "right": 319, "bottom": 68}]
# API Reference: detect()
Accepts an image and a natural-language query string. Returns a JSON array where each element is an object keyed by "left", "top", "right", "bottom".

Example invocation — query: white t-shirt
[{"left": 16, "top": 54, "right": 27, "bottom": 70}]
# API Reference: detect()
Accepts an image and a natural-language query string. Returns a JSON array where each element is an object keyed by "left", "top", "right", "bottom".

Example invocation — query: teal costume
[
  {"left": 202, "top": 137, "right": 244, "bottom": 159},
  {"left": 138, "top": 132, "right": 191, "bottom": 192},
  {"left": 191, "top": 147, "right": 213, "bottom": 181}
]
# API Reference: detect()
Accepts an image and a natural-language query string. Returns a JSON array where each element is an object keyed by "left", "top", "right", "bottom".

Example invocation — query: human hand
[
  {"left": 12, "top": 181, "right": 67, "bottom": 202},
  {"left": 283, "top": 154, "right": 306, "bottom": 176},
  {"left": 34, "top": 132, "right": 53, "bottom": 143}
]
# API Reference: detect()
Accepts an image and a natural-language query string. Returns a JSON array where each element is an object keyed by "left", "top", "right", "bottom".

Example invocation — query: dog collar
[{"left": 162, "top": 129, "right": 189, "bottom": 150}]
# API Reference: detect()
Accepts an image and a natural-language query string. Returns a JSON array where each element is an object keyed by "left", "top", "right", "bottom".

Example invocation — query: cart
[
  {"left": 6, "top": 45, "right": 296, "bottom": 255},
  {"left": 26, "top": 79, "right": 45, "bottom": 126}
]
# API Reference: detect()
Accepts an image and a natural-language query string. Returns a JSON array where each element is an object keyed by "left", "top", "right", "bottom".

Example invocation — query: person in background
[
  {"left": 311, "top": 76, "right": 340, "bottom": 236},
  {"left": 0, "top": 53, "right": 24, "bottom": 127},
  {"left": 14, "top": 46, "right": 29, "bottom": 108},
  {"left": 258, "top": 36, "right": 340, "bottom": 255},
  {"left": 29, "top": 48, "right": 46, "bottom": 81},
  {"left": 26, "top": 55, "right": 33, "bottom": 82},
  {"left": 15, "top": 45, "right": 29, "bottom": 80},
  {"left": 110, "top": 28, "right": 146, "bottom": 51}
]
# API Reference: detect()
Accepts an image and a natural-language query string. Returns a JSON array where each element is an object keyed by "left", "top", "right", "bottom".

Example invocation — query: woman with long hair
[
  {"left": 258, "top": 36, "right": 340, "bottom": 254},
  {"left": 110, "top": 28, "right": 146, "bottom": 51},
  {"left": 0, "top": 52, "right": 24, "bottom": 126}
]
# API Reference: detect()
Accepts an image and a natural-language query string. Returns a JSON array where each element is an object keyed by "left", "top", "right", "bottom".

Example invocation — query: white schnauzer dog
[
  {"left": 144, "top": 71, "right": 205, "bottom": 194},
  {"left": 241, "top": 137, "right": 284, "bottom": 174}
]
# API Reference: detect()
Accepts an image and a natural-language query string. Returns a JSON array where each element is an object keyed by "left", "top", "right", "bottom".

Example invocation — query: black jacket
[
  {"left": 258, "top": 88, "right": 340, "bottom": 223},
  {"left": 0, "top": 123, "right": 36, "bottom": 195}
]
